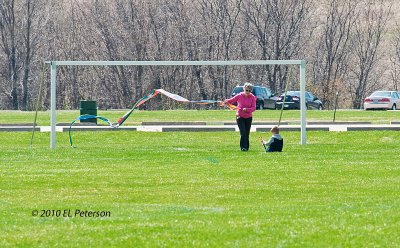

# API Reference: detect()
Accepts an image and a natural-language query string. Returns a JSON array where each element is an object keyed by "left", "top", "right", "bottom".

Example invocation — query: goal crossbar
[{"left": 46, "top": 60, "right": 307, "bottom": 149}]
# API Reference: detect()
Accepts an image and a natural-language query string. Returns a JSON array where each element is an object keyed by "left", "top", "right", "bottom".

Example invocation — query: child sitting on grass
[{"left": 261, "top": 126, "right": 283, "bottom": 152}]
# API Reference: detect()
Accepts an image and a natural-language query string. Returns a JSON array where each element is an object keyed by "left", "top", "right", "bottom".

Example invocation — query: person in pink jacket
[{"left": 224, "top": 83, "right": 257, "bottom": 151}]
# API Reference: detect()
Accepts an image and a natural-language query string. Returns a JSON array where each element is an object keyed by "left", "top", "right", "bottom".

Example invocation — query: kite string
[
  {"left": 260, "top": 67, "right": 292, "bottom": 152},
  {"left": 278, "top": 68, "right": 292, "bottom": 127}
]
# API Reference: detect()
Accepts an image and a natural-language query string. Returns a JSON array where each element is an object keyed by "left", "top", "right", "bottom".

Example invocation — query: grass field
[
  {"left": 1, "top": 109, "right": 400, "bottom": 125},
  {"left": 1, "top": 110, "right": 400, "bottom": 247}
]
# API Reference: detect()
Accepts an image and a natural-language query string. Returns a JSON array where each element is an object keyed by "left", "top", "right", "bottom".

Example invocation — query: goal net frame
[{"left": 46, "top": 60, "right": 307, "bottom": 149}]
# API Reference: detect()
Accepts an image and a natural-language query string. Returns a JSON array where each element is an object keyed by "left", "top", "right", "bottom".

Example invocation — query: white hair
[{"left": 243, "top": 82, "right": 253, "bottom": 91}]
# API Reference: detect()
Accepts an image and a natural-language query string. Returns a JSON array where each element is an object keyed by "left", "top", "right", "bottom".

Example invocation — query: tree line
[{"left": 0, "top": 0, "right": 398, "bottom": 110}]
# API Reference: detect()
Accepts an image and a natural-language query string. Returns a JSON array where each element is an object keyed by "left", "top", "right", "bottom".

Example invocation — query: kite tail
[
  {"left": 114, "top": 90, "right": 160, "bottom": 127},
  {"left": 69, "top": 88, "right": 237, "bottom": 147},
  {"left": 69, "top": 115, "right": 112, "bottom": 147},
  {"left": 114, "top": 108, "right": 134, "bottom": 127},
  {"left": 224, "top": 102, "right": 237, "bottom": 110},
  {"left": 114, "top": 89, "right": 236, "bottom": 126}
]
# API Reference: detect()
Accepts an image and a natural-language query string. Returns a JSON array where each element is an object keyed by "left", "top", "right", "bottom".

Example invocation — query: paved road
[{"left": 2, "top": 122, "right": 400, "bottom": 132}]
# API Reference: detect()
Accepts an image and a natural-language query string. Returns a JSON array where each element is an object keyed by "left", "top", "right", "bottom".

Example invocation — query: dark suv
[{"left": 230, "top": 85, "right": 276, "bottom": 110}]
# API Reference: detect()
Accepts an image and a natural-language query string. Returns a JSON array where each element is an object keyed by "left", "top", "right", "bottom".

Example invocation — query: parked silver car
[{"left": 363, "top": 91, "right": 400, "bottom": 110}]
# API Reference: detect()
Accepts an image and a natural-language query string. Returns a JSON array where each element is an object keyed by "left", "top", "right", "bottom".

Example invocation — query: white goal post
[{"left": 46, "top": 60, "right": 307, "bottom": 149}]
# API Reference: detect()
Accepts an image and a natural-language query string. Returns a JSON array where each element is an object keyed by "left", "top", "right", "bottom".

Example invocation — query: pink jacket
[{"left": 226, "top": 92, "right": 256, "bottom": 118}]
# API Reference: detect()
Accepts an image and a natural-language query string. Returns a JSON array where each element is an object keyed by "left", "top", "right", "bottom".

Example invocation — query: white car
[{"left": 363, "top": 91, "right": 400, "bottom": 110}]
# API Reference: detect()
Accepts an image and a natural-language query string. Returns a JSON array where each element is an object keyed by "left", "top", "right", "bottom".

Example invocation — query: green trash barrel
[{"left": 80, "top": 100, "right": 97, "bottom": 124}]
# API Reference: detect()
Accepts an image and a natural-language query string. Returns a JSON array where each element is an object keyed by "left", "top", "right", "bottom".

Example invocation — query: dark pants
[{"left": 236, "top": 117, "right": 252, "bottom": 150}]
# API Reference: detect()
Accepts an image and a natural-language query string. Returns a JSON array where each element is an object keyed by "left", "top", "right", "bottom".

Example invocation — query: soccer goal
[{"left": 46, "top": 60, "right": 307, "bottom": 149}]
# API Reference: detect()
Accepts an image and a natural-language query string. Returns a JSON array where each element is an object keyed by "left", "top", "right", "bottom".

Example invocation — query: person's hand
[
  {"left": 219, "top": 100, "right": 226, "bottom": 106},
  {"left": 243, "top": 108, "right": 247, "bottom": 112}
]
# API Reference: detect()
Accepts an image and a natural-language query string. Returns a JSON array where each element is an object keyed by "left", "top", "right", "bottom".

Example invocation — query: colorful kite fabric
[
  {"left": 68, "top": 115, "right": 112, "bottom": 147},
  {"left": 68, "top": 89, "right": 236, "bottom": 147},
  {"left": 115, "top": 89, "right": 236, "bottom": 127}
]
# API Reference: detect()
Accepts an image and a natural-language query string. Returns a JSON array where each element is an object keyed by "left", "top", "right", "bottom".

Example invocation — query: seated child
[{"left": 262, "top": 126, "right": 283, "bottom": 152}]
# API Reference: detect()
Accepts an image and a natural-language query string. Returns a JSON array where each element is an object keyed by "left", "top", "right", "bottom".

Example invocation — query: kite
[{"left": 69, "top": 89, "right": 236, "bottom": 147}]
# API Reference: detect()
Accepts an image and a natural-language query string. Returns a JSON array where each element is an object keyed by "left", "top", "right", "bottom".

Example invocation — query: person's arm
[
  {"left": 247, "top": 95, "right": 257, "bottom": 113},
  {"left": 263, "top": 136, "right": 274, "bottom": 145},
  {"left": 225, "top": 94, "right": 240, "bottom": 104}
]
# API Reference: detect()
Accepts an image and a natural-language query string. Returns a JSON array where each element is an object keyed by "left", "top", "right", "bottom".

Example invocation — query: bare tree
[
  {"left": 0, "top": 0, "right": 47, "bottom": 110},
  {"left": 389, "top": 22, "right": 400, "bottom": 91},
  {"left": 309, "top": 0, "right": 358, "bottom": 109},
  {"left": 74, "top": 0, "right": 133, "bottom": 107},
  {"left": 20, "top": 0, "right": 48, "bottom": 110},
  {"left": 0, "top": 0, "right": 19, "bottom": 109},
  {"left": 197, "top": 0, "right": 243, "bottom": 99},
  {"left": 347, "top": 0, "right": 391, "bottom": 109},
  {"left": 1, "top": 0, "right": 400, "bottom": 110},
  {"left": 241, "top": 0, "right": 312, "bottom": 94}
]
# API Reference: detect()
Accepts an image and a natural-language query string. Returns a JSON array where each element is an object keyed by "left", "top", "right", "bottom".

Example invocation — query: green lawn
[
  {"left": 1, "top": 125, "right": 400, "bottom": 246},
  {"left": 1, "top": 109, "right": 400, "bottom": 125}
]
